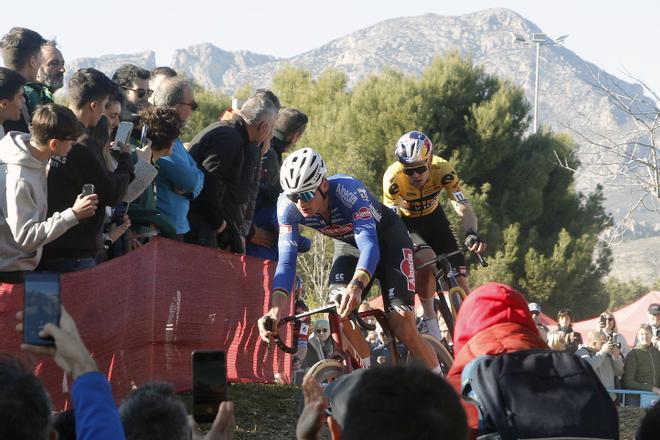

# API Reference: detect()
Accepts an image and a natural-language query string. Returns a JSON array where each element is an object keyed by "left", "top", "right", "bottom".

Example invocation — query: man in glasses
[
  {"left": 152, "top": 76, "right": 204, "bottom": 240},
  {"left": 382, "top": 130, "right": 486, "bottom": 342},
  {"left": 112, "top": 64, "right": 152, "bottom": 121},
  {"left": 258, "top": 148, "right": 442, "bottom": 373}
]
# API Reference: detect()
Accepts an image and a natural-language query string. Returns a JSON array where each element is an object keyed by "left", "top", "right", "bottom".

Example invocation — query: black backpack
[{"left": 461, "top": 349, "right": 619, "bottom": 440}]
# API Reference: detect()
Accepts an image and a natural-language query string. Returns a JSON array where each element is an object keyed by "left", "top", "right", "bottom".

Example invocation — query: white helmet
[
  {"left": 395, "top": 131, "right": 433, "bottom": 164},
  {"left": 280, "top": 147, "right": 327, "bottom": 194}
]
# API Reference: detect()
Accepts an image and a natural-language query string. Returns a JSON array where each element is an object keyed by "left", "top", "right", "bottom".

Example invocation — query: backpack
[{"left": 461, "top": 349, "right": 619, "bottom": 440}]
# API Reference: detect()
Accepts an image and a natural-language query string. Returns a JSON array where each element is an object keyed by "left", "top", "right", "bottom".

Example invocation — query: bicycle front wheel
[
  {"left": 405, "top": 334, "right": 453, "bottom": 376},
  {"left": 303, "top": 359, "right": 347, "bottom": 384}
]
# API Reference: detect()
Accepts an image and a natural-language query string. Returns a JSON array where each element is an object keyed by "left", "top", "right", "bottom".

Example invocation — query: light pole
[{"left": 511, "top": 32, "right": 568, "bottom": 134}]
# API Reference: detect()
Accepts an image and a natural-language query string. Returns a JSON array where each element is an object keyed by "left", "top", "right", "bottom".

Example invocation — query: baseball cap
[
  {"left": 528, "top": 302, "right": 542, "bottom": 314},
  {"left": 324, "top": 368, "right": 369, "bottom": 428},
  {"left": 648, "top": 303, "right": 660, "bottom": 315}
]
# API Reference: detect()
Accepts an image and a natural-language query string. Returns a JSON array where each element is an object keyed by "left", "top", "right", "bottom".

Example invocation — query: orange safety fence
[{"left": 0, "top": 237, "right": 293, "bottom": 409}]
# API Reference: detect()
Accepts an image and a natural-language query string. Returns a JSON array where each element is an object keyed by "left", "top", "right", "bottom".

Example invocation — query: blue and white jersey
[{"left": 272, "top": 174, "right": 394, "bottom": 294}]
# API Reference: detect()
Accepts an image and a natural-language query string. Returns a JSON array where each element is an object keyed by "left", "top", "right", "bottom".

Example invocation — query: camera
[
  {"left": 599, "top": 315, "right": 607, "bottom": 328},
  {"left": 607, "top": 333, "right": 621, "bottom": 349}
]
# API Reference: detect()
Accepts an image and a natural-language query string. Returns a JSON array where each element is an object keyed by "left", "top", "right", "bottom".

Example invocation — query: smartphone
[
  {"left": 82, "top": 184, "right": 95, "bottom": 196},
  {"left": 139, "top": 124, "right": 149, "bottom": 148},
  {"left": 23, "top": 272, "right": 61, "bottom": 346},
  {"left": 192, "top": 350, "right": 227, "bottom": 424},
  {"left": 112, "top": 121, "right": 134, "bottom": 150}
]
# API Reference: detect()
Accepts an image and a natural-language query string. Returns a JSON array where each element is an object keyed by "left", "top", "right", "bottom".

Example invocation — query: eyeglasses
[
  {"left": 179, "top": 100, "right": 199, "bottom": 111},
  {"left": 403, "top": 165, "right": 428, "bottom": 176},
  {"left": 286, "top": 189, "right": 317, "bottom": 203},
  {"left": 122, "top": 86, "right": 153, "bottom": 99},
  {"left": 315, "top": 328, "right": 329, "bottom": 334}
]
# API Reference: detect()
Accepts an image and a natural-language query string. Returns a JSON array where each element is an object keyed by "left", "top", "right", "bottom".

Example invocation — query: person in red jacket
[{"left": 446, "top": 282, "right": 548, "bottom": 437}]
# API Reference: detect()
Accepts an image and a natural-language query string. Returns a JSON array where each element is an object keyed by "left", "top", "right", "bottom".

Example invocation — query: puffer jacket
[{"left": 446, "top": 282, "right": 548, "bottom": 436}]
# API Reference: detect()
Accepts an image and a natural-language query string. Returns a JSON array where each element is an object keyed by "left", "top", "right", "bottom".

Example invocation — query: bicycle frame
[
  {"left": 415, "top": 249, "right": 467, "bottom": 341},
  {"left": 269, "top": 303, "right": 401, "bottom": 373}
]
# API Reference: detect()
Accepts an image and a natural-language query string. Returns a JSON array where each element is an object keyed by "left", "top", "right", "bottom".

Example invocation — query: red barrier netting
[{"left": 0, "top": 237, "right": 293, "bottom": 409}]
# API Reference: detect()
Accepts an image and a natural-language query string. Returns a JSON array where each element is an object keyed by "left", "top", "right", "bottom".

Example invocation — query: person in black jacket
[
  {"left": 186, "top": 92, "right": 278, "bottom": 252},
  {"left": 40, "top": 68, "right": 134, "bottom": 273}
]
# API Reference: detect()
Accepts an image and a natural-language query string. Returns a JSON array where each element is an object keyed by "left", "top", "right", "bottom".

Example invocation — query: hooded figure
[
  {"left": 0, "top": 132, "right": 79, "bottom": 271},
  {"left": 446, "top": 282, "right": 548, "bottom": 436}
]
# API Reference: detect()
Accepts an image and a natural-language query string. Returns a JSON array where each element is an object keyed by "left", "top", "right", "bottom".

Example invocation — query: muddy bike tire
[{"left": 303, "top": 359, "right": 347, "bottom": 384}]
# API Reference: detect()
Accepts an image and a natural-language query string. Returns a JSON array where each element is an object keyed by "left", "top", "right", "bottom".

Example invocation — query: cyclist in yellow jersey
[{"left": 383, "top": 131, "right": 486, "bottom": 341}]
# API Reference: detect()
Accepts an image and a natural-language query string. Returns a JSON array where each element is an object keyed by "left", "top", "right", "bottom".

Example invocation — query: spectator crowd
[{"left": 2, "top": 26, "right": 660, "bottom": 440}]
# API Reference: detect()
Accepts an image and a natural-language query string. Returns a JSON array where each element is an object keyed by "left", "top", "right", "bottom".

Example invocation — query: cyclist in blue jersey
[{"left": 257, "top": 148, "right": 440, "bottom": 371}]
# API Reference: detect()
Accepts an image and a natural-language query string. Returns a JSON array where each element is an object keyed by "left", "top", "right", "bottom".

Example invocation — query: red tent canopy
[{"left": 573, "top": 291, "right": 660, "bottom": 346}]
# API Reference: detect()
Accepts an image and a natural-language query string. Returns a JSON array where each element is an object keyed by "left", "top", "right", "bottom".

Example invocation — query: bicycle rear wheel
[{"left": 303, "top": 359, "right": 347, "bottom": 384}]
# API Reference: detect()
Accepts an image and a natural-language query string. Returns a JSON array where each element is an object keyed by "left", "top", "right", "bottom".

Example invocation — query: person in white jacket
[{"left": 0, "top": 103, "right": 98, "bottom": 283}]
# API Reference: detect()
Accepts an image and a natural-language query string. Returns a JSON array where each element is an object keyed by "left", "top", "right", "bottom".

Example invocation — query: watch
[{"left": 349, "top": 278, "right": 365, "bottom": 290}]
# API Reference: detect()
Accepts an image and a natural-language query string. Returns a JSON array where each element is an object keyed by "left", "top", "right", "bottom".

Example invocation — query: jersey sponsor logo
[
  {"left": 336, "top": 184, "right": 358, "bottom": 207},
  {"left": 453, "top": 191, "right": 469, "bottom": 204},
  {"left": 357, "top": 188, "right": 369, "bottom": 201},
  {"left": 389, "top": 183, "right": 400, "bottom": 195},
  {"left": 368, "top": 204, "right": 383, "bottom": 222},
  {"left": 353, "top": 207, "right": 372, "bottom": 221},
  {"left": 400, "top": 248, "right": 416, "bottom": 292},
  {"left": 279, "top": 224, "right": 293, "bottom": 234},
  {"left": 441, "top": 173, "right": 455, "bottom": 185},
  {"left": 388, "top": 288, "right": 395, "bottom": 300},
  {"left": 319, "top": 223, "right": 353, "bottom": 237}
]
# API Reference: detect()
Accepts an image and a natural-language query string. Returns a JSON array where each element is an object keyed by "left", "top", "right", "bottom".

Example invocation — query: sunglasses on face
[
  {"left": 286, "top": 189, "right": 317, "bottom": 203},
  {"left": 403, "top": 165, "right": 428, "bottom": 176},
  {"left": 315, "top": 328, "right": 329, "bottom": 334},
  {"left": 602, "top": 317, "right": 614, "bottom": 322},
  {"left": 122, "top": 86, "right": 153, "bottom": 99},
  {"left": 180, "top": 100, "right": 199, "bottom": 111}
]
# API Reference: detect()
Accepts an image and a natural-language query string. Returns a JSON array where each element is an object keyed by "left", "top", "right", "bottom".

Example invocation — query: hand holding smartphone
[
  {"left": 192, "top": 350, "right": 227, "bottom": 424},
  {"left": 23, "top": 272, "right": 61, "bottom": 347},
  {"left": 111, "top": 121, "right": 134, "bottom": 151}
]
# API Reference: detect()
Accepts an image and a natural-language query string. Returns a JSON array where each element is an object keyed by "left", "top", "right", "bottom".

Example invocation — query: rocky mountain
[
  {"left": 63, "top": 51, "right": 156, "bottom": 84},
  {"left": 64, "top": 8, "right": 657, "bottom": 227}
]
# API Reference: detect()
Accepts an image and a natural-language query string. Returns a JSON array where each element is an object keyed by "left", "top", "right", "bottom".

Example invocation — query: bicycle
[
  {"left": 264, "top": 295, "right": 453, "bottom": 383},
  {"left": 415, "top": 247, "right": 488, "bottom": 344}
]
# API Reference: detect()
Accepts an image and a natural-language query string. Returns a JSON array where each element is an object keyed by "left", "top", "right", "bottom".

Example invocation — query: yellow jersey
[{"left": 382, "top": 156, "right": 469, "bottom": 218}]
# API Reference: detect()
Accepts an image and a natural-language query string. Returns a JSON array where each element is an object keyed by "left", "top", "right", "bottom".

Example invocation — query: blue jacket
[
  {"left": 72, "top": 372, "right": 125, "bottom": 440},
  {"left": 156, "top": 139, "right": 204, "bottom": 234}
]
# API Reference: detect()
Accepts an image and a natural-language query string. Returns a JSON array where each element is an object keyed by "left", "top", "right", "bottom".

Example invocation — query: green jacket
[
  {"left": 623, "top": 345, "right": 660, "bottom": 391},
  {"left": 24, "top": 82, "right": 54, "bottom": 115}
]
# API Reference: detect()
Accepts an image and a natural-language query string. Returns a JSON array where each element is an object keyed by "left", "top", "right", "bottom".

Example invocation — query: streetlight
[{"left": 511, "top": 32, "right": 568, "bottom": 133}]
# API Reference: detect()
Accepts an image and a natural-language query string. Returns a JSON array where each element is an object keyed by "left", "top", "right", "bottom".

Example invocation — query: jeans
[{"left": 40, "top": 257, "right": 97, "bottom": 273}]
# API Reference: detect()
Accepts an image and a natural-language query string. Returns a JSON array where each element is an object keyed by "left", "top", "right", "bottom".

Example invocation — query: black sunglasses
[
  {"left": 286, "top": 189, "right": 317, "bottom": 203},
  {"left": 403, "top": 165, "right": 428, "bottom": 176},
  {"left": 122, "top": 86, "right": 153, "bottom": 99},
  {"left": 179, "top": 100, "right": 199, "bottom": 111}
]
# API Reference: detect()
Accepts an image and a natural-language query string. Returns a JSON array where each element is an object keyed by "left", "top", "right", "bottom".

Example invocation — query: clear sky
[{"left": 1, "top": 0, "right": 658, "bottom": 92}]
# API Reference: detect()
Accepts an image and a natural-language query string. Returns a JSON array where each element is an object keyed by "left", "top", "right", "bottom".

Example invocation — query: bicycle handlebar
[
  {"left": 263, "top": 316, "right": 298, "bottom": 354},
  {"left": 414, "top": 248, "right": 488, "bottom": 271}
]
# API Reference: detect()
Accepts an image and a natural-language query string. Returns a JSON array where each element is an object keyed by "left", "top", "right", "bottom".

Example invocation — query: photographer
[
  {"left": 557, "top": 308, "right": 583, "bottom": 354},
  {"left": 576, "top": 330, "right": 624, "bottom": 400},
  {"left": 599, "top": 312, "right": 630, "bottom": 356}
]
